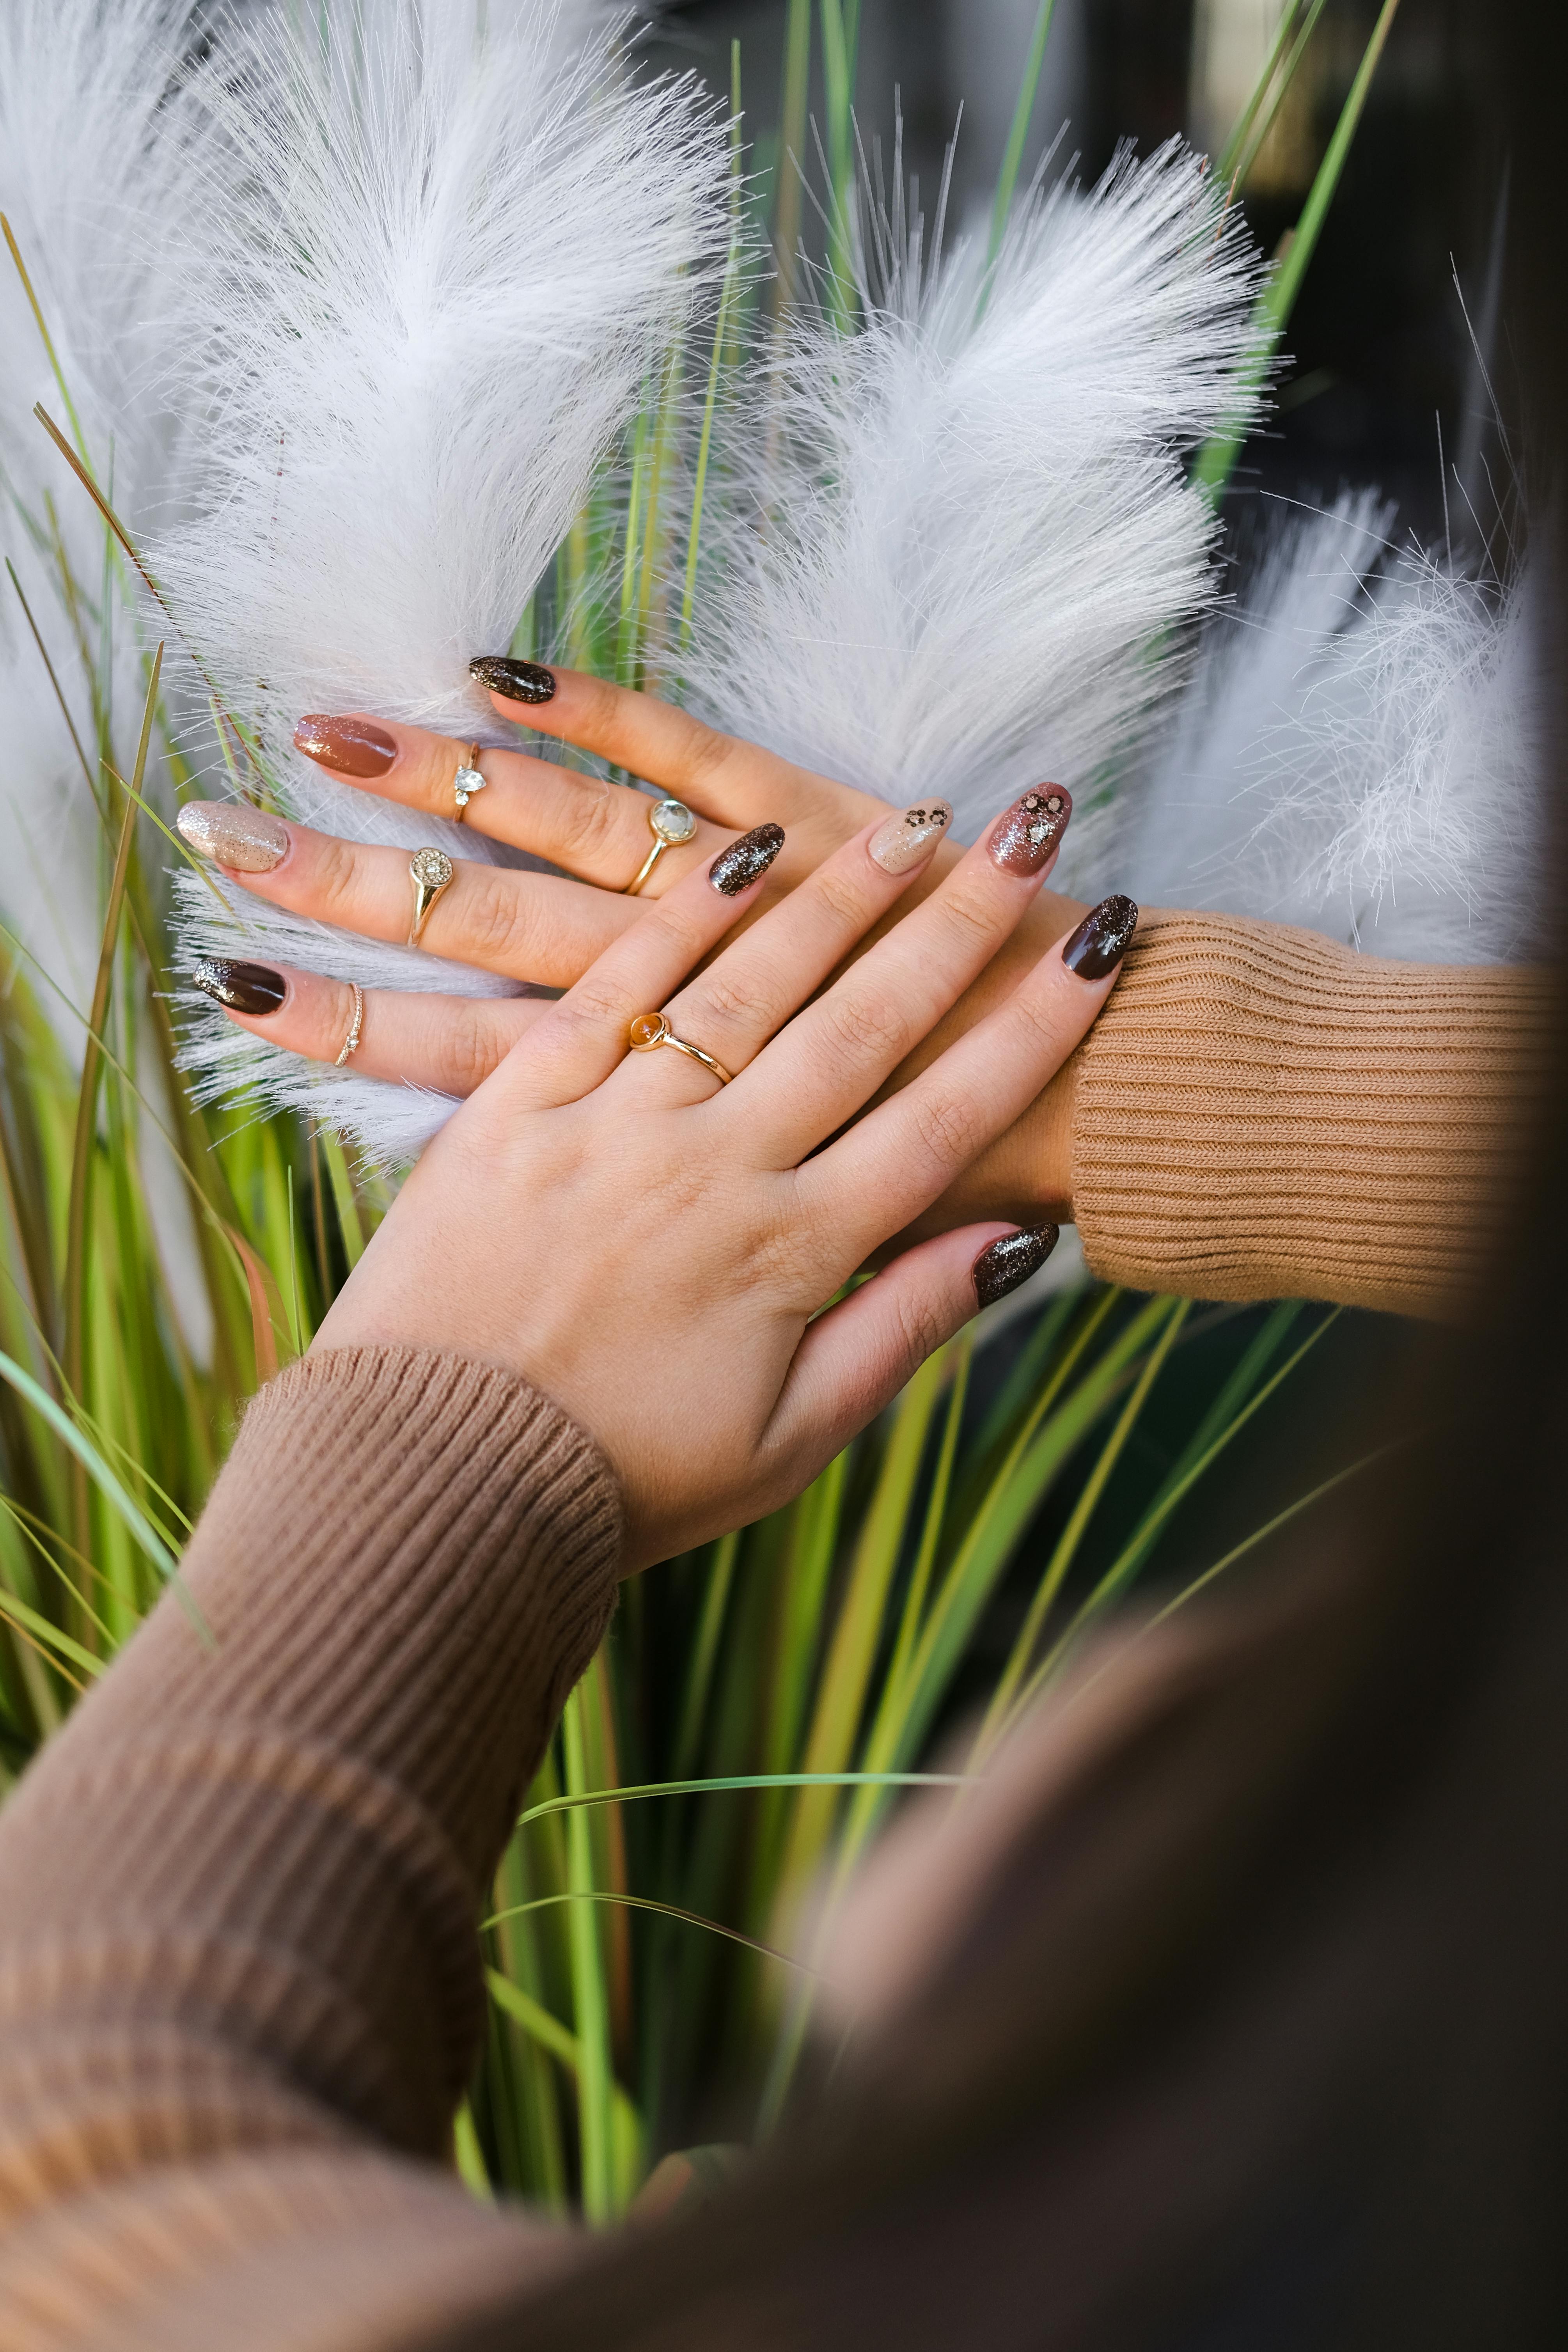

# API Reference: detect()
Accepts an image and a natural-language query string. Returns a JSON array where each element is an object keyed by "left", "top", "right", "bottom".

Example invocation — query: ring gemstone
[
  {"left": 411, "top": 847, "right": 454, "bottom": 889},
  {"left": 650, "top": 799, "right": 696, "bottom": 846},
  {"left": 628, "top": 1013, "right": 668, "bottom": 1050},
  {"left": 453, "top": 763, "right": 486, "bottom": 806}
]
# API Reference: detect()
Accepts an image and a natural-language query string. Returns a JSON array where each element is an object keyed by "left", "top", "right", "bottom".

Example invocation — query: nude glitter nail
[
  {"left": 176, "top": 800, "right": 290, "bottom": 874},
  {"left": 868, "top": 799, "right": 953, "bottom": 875},
  {"left": 988, "top": 785, "right": 1072, "bottom": 876}
]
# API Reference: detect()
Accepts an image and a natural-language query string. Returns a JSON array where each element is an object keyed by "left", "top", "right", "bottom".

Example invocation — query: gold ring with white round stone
[
  {"left": 624, "top": 797, "right": 696, "bottom": 896},
  {"left": 453, "top": 744, "right": 487, "bottom": 822},
  {"left": 407, "top": 846, "right": 455, "bottom": 946},
  {"left": 334, "top": 981, "right": 364, "bottom": 1067}
]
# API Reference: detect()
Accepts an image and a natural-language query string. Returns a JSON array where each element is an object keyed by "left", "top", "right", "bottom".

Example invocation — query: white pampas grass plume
[
  {"left": 683, "top": 137, "right": 1265, "bottom": 889},
  {"left": 159, "top": 0, "right": 732, "bottom": 1164},
  {"left": 1113, "top": 491, "right": 1545, "bottom": 961}
]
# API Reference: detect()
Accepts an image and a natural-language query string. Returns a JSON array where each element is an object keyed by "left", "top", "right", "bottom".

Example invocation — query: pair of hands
[{"left": 184, "top": 670, "right": 1130, "bottom": 1568}]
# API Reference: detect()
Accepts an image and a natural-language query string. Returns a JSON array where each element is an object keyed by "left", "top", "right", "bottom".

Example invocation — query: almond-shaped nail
[
  {"left": 869, "top": 798, "right": 953, "bottom": 875},
  {"left": 989, "top": 784, "right": 1071, "bottom": 876},
  {"left": 469, "top": 655, "right": 557, "bottom": 705},
  {"left": 176, "top": 800, "right": 289, "bottom": 873},
  {"left": 1061, "top": 894, "right": 1138, "bottom": 980},
  {"left": 710, "top": 823, "right": 784, "bottom": 896},
  {"left": 191, "top": 957, "right": 286, "bottom": 1015},
  {"left": 973, "top": 1226, "right": 1060, "bottom": 1308},
  {"left": 294, "top": 714, "right": 397, "bottom": 777}
]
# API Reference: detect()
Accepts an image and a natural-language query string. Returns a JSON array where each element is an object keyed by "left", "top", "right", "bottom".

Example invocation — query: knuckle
[
  {"left": 692, "top": 959, "right": 789, "bottom": 1039},
  {"left": 451, "top": 869, "right": 530, "bottom": 967},
  {"left": 894, "top": 1286, "right": 947, "bottom": 1368},
  {"left": 552, "top": 779, "right": 623, "bottom": 868},
  {"left": 442, "top": 1002, "right": 508, "bottom": 1096},
  {"left": 819, "top": 987, "right": 909, "bottom": 1064},
  {"left": 912, "top": 1087, "right": 985, "bottom": 1169},
  {"left": 811, "top": 865, "right": 870, "bottom": 931},
  {"left": 679, "top": 717, "right": 738, "bottom": 793},
  {"left": 933, "top": 884, "right": 1001, "bottom": 951},
  {"left": 309, "top": 833, "right": 363, "bottom": 921}
]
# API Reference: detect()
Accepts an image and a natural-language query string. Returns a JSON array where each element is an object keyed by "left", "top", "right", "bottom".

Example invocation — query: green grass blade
[
  {"left": 562, "top": 1689, "right": 616, "bottom": 2221},
  {"left": 986, "top": 0, "right": 1057, "bottom": 271}
]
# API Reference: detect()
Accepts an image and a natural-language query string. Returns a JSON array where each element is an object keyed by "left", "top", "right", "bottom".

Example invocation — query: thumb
[{"left": 763, "top": 1222, "right": 1060, "bottom": 1487}]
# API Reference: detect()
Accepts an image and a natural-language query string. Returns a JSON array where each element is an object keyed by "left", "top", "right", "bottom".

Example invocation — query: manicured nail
[
  {"left": 710, "top": 823, "right": 785, "bottom": 896},
  {"left": 191, "top": 957, "right": 286, "bottom": 1016},
  {"left": 988, "top": 784, "right": 1071, "bottom": 876},
  {"left": 868, "top": 798, "right": 953, "bottom": 875},
  {"left": 176, "top": 800, "right": 289, "bottom": 873},
  {"left": 973, "top": 1226, "right": 1060, "bottom": 1309},
  {"left": 469, "top": 655, "right": 557, "bottom": 705},
  {"left": 1061, "top": 894, "right": 1139, "bottom": 980},
  {"left": 294, "top": 714, "right": 397, "bottom": 778}
]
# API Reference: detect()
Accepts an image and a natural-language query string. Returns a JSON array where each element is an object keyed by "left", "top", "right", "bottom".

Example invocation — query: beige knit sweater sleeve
[{"left": 1070, "top": 913, "right": 1557, "bottom": 1317}]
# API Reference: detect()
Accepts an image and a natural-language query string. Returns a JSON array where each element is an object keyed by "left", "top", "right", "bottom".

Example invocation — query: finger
[
  {"left": 733, "top": 787, "right": 1074, "bottom": 1162},
  {"left": 470, "top": 660, "right": 890, "bottom": 837},
  {"left": 291, "top": 713, "right": 730, "bottom": 894},
  {"left": 176, "top": 804, "right": 636, "bottom": 984},
  {"left": 500, "top": 825, "right": 787, "bottom": 1109},
  {"left": 189, "top": 956, "right": 544, "bottom": 1094},
  {"left": 804, "top": 895, "right": 1138, "bottom": 1273},
  {"left": 627, "top": 801, "right": 956, "bottom": 1105}
]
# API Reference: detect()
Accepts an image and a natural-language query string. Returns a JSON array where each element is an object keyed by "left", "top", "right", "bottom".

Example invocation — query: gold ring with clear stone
[
  {"left": 624, "top": 797, "right": 697, "bottom": 895},
  {"left": 407, "top": 847, "right": 455, "bottom": 946},
  {"left": 453, "top": 744, "right": 486, "bottom": 821},
  {"left": 626, "top": 1010, "right": 732, "bottom": 1087}
]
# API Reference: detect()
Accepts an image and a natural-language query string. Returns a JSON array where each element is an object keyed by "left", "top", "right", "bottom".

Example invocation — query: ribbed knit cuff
[{"left": 1070, "top": 915, "right": 1556, "bottom": 1318}]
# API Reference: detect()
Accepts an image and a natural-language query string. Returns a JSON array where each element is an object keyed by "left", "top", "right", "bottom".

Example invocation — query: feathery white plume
[
  {"left": 683, "top": 138, "right": 1265, "bottom": 889},
  {"left": 160, "top": 0, "right": 732, "bottom": 1163},
  {"left": 1111, "top": 491, "right": 1545, "bottom": 961}
]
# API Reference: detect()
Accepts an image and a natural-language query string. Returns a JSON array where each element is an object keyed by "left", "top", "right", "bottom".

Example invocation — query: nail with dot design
[
  {"left": 294, "top": 715, "right": 397, "bottom": 778},
  {"left": 710, "top": 823, "right": 785, "bottom": 897},
  {"left": 868, "top": 798, "right": 953, "bottom": 876},
  {"left": 191, "top": 958, "right": 286, "bottom": 1016},
  {"left": 988, "top": 784, "right": 1072, "bottom": 876},
  {"left": 1061, "top": 893, "right": 1139, "bottom": 981},
  {"left": 469, "top": 655, "right": 557, "bottom": 705},
  {"left": 176, "top": 800, "right": 290, "bottom": 874},
  {"left": 972, "top": 1226, "right": 1060, "bottom": 1309}
]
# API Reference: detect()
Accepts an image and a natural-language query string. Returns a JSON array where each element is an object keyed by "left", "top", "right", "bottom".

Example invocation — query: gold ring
[
  {"left": 408, "top": 846, "right": 454, "bottom": 946},
  {"left": 627, "top": 1009, "right": 732, "bottom": 1087},
  {"left": 334, "top": 981, "right": 364, "bottom": 1067},
  {"left": 624, "top": 798, "right": 697, "bottom": 895},
  {"left": 453, "top": 744, "right": 486, "bottom": 822}
]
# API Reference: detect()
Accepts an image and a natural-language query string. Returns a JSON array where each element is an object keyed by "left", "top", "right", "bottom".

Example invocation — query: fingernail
[
  {"left": 1062, "top": 894, "right": 1139, "bottom": 980},
  {"left": 293, "top": 714, "right": 397, "bottom": 777},
  {"left": 973, "top": 1226, "right": 1060, "bottom": 1309},
  {"left": 469, "top": 655, "right": 557, "bottom": 705},
  {"left": 176, "top": 800, "right": 289, "bottom": 873},
  {"left": 868, "top": 798, "right": 953, "bottom": 875},
  {"left": 988, "top": 784, "right": 1071, "bottom": 876},
  {"left": 191, "top": 957, "right": 286, "bottom": 1016},
  {"left": 710, "top": 822, "right": 785, "bottom": 897}
]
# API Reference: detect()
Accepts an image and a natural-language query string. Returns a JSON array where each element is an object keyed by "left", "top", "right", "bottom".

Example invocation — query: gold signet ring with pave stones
[
  {"left": 627, "top": 1010, "right": 732, "bottom": 1088},
  {"left": 453, "top": 745, "right": 487, "bottom": 822},
  {"left": 407, "top": 847, "right": 455, "bottom": 946},
  {"left": 624, "top": 797, "right": 697, "bottom": 896},
  {"left": 334, "top": 981, "right": 364, "bottom": 1067}
]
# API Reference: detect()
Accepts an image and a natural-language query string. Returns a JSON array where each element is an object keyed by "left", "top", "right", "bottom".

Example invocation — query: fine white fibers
[
  {"left": 1112, "top": 491, "right": 1544, "bottom": 962},
  {"left": 153, "top": 0, "right": 732, "bottom": 1159},
  {"left": 683, "top": 139, "right": 1265, "bottom": 886}
]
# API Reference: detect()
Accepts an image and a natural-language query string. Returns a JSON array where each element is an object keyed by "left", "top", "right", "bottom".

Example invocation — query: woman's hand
[{"left": 311, "top": 787, "right": 1136, "bottom": 1569}]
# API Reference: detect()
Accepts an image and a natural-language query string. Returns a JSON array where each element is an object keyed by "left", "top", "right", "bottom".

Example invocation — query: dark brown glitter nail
[
  {"left": 469, "top": 655, "right": 557, "bottom": 704},
  {"left": 988, "top": 784, "right": 1072, "bottom": 875},
  {"left": 191, "top": 958, "right": 286, "bottom": 1016},
  {"left": 1061, "top": 893, "right": 1139, "bottom": 980},
  {"left": 710, "top": 823, "right": 785, "bottom": 896},
  {"left": 973, "top": 1226, "right": 1060, "bottom": 1309}
]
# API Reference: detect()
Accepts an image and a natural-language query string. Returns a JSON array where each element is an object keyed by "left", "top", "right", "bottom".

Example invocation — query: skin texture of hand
[
  {"left": 311, "top": 808, "right": 1129, "bottom": 1568},
  {"left": 182, "top": 669, "right": 1094, "bottom": 1228}
]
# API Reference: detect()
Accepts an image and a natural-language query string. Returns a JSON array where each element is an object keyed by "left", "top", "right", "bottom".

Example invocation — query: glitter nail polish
[
  {"left": 176, "top": 800, "right": 290, "bottom": 873},
  {"left": 710, "top": 823, "right": 785, "bottom": 896},
  {"left": 972, "top": 1226, "right": 1060, "bottom": 1308},
  {"left": 294, "top": 715, "right": 397, "bottom": 777},
  {"left": 191, "top": 958, "right": 287, "bottom": 1016},
  {"left": 469, "top": 655, "right": 557, "bottom": 704},
  {"left": 988, "top": 785, "right": 1072, "bottom": 876},
  {"left": 868, "top": 798, "right": 953, "bottom": 875},
  {"left": 1061, "top": 893, "right": 1139, "bottom": 980}
]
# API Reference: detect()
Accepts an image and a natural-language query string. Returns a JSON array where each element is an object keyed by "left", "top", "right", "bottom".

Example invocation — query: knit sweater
[{"left": 0, "top": 919, "right": 1551, "bottom": 2348}]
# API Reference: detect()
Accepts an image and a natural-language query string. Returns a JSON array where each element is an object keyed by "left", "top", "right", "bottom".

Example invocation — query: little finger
[{"left": 189, "top": 956, "right": 543, "bottom": 1094}]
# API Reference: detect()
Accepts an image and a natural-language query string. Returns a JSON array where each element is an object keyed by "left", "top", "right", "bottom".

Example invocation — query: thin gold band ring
[
  {"left": 626, "top": 1009, "right": 732, "bottom": 1088},
  {"left": 334, "top": 981, "right": 364, "bottom": 1067}
]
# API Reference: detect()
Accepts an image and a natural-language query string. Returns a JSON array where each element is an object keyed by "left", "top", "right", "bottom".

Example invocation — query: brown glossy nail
[
  {"left": 710, "top": 823, "right": 785, "bottom": 896},
  {"left": 469, "top": 655, "right": 557, "bottom": 704},
  {"left": 973, "top": 1226, "right": 1060, "bottom": 1309},
  {"left": 176, "top": 799, "right": 289, "bottom": 873},
  {"left": 868, "top": 798, "right": 953, "bottom": 875},
  {"left": 1061, "top": 893, "right": 1138, "bottom": 980},
  {"left": 988, "top": 784, "right": 1072, "bottom": 876},
  {"left": 294, "top": 714, "right": 397, "bottom": 777},
  {"left": 191, "top": 957, "right": 286, "bottom": 1016}
]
